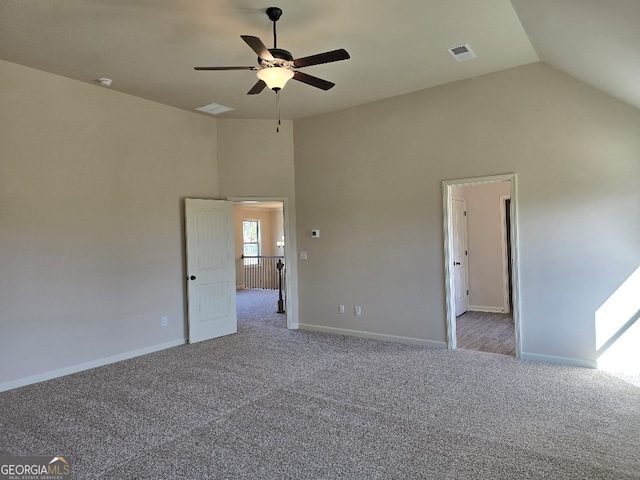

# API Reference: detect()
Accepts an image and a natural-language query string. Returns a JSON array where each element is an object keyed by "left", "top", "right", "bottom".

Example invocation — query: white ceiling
[
  {"left": 511, "top": 0, "right": 640, "bottom": 112},
  {"left": 1, "top": 1, "right": 638, "bottom": 120}
]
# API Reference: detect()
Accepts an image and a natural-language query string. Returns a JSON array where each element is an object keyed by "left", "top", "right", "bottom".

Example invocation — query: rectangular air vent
[
  {"left": 448, "top": 43, "right": 477, "bottom": 62},
  {"left": 195, "top": 102, "right": 234, "bottom": 115}
]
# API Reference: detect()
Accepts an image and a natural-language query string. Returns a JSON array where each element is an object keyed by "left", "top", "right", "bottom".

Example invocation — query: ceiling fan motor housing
[{"left": 260, "top": 48, "right": 294, "bottom": 68}]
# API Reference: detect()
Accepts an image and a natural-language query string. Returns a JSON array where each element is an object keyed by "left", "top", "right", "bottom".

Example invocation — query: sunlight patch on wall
[{"left": 595, "top": 266, "right": 640, "bottom": 375}]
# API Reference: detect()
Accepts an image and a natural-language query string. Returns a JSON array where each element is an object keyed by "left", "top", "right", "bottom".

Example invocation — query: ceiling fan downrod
[{"left": 266, "top": 7, "right": 282, "bottom": 49}]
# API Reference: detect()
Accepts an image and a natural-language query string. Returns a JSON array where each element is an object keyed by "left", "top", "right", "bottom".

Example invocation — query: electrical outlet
[
  {"left": 354, "top": 306, "right": 362, "bottom": 316},
  {"left": 339, "top": 305, "right": 345, "bottom": 314},
  {"left": 161, "top": 316, "right": 168, "bottom": 327}
]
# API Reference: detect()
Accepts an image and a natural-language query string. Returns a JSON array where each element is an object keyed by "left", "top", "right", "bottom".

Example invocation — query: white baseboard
[
  {"left": 298, "top": 324, "right": 447, "bottom": 349},
  {"left": 520, "top": 352, "right": 597, "bottom": 369},
  {"left": 0, "top": 338, "right": 186, "bottom": 393},
  {"left": 469, "top": 305, "right": 505, "bottom": 313}
]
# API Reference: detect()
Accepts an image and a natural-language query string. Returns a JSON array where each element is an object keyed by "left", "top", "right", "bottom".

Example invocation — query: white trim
[
  {"left": 469, "top": 305, "right": 505, "bottom": 313},
  {"left": 442, "top": 188, "right": 457, "bottom": 349},
  {"left": 509, "top": 176, "right": 523, "bottom": 359},
  {"left": 299, "top": 324, "right": 447, "bottom": 349},
  {"left": 444, "top": 173, "right": 516, "bottom": 185},
  {"left": 499, "top": 194, "right": 511, "bottom": 314},
  {"left": 442, "top": 173, "right": 522, "bottom": 358},
  {"left": 520, "top": 352, "right": 597, "bottom": 369},
  {"left": 0, "top": 339, "right": 186, "bottom": 393},
  {"left": 227, "top": 196, "right": 299, "bottom": 330}
]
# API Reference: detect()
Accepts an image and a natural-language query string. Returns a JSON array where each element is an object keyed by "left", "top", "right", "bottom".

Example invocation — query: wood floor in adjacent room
[{"left": 456, "top": 311, "right": 515, "bottom": 357}]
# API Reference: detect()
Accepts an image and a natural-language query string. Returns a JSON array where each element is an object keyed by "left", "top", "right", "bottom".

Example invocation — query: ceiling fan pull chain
[{"left": 276, "top": 90, "right": 281, "bottom": 133}]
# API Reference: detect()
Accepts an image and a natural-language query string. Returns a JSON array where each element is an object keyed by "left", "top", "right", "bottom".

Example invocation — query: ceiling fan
[{"left": 194, "top": 6, "right": 350, "bottom": 95}]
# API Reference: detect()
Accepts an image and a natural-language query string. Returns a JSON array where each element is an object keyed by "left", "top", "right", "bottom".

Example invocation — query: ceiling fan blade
[
  {"left": 293, "top": 49, "right": 350, "bottom": 68},
  {"left": 241, "top": 35, "right": 274, "bottom": 61},
  {"left": 293, "top": 71, "right": 335, "bottom": 91},
  {"left": 194, "top": 66, "right": 257, "bottom": 71},
  {"left": 247, "top": 80, "right": 267, "bottom": 95}
]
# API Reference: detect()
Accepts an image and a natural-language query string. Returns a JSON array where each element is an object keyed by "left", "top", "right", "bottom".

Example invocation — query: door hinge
[
  {"left": 467, "top": 290, "right": 469, "bottom": 295},
  {"left": 465, "top": 250, "right": 467, "bottom": 255},
  {"left": 464, "top": 211, "right": 467, "bottom": 216}
]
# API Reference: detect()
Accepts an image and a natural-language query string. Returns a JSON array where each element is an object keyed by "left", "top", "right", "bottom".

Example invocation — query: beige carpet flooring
[{"left": 1, "top": 290, "right": 639, "bottom": 479}]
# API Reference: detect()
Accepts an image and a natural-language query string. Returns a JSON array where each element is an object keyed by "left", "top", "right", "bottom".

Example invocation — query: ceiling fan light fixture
[{"left": 256, "top": 67, "right": 294, "bottom": 91}]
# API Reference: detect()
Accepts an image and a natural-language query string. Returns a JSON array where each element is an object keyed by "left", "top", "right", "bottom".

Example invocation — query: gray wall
[
  {"left": 2, "top": 58, "right": 638, "bottom": 388},
  {"left": 0, "top": 61, "right": 297, "bottom": 389},
  {"left": 0, "top": 60, "right": 219, "bottom": 385},
  {"left": 294, "top": 62, "right": 640, "bottom": 366},
  {"left": 217, "top": 119, "right": 299, "bottom": 329}
]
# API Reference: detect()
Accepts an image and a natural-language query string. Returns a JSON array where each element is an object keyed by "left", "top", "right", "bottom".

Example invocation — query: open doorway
[
  {"left": 229, "top": 197, "right": 296, "bottom": 330},
  {"left": 443, "top": 174, "right": 521, "bottom": 357}
]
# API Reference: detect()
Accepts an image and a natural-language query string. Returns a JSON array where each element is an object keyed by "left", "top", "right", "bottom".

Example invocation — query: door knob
[{"left": 189, "top": 275, "right": 196, "bottom": 280}]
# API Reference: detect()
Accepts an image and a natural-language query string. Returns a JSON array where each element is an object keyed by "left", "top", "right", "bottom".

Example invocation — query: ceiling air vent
[
  {"left": 448, "top": 44, "right": 477, "bottom": 62},
  {"left": 195, "top": 102, "right": 234, "bottom": 115}
]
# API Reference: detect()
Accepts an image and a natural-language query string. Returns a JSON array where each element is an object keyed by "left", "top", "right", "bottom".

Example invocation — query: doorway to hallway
[
  {"left": 442, "top": 174, "right": 522, "bottom": 358},
  {"left": 231, "top": 198, "right": 294, "bottom": 330}
]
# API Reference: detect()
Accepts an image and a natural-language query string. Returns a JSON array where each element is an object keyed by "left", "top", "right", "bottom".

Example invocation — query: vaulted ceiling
[{"left": 1, "top": 1, "right": 638, "bottom": 119}]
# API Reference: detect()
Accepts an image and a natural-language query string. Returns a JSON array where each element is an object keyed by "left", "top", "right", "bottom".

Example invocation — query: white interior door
[
  {"left": 452, "top": 198, "right": 469, "bottom": 316},
  {"left": 185, "top": 199, "right": 237, "bottom": 343}
]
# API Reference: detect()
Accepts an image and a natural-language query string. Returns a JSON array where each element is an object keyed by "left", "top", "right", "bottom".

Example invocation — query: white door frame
[
  {"left": 499, "top": 194, "right": 512, "bottom": 314},
  {"left": 227, "top": 196, "right": 298, "bottom": 329},
  {"left": 442, "top": 174, "right": 522, "bottom": 357}
]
